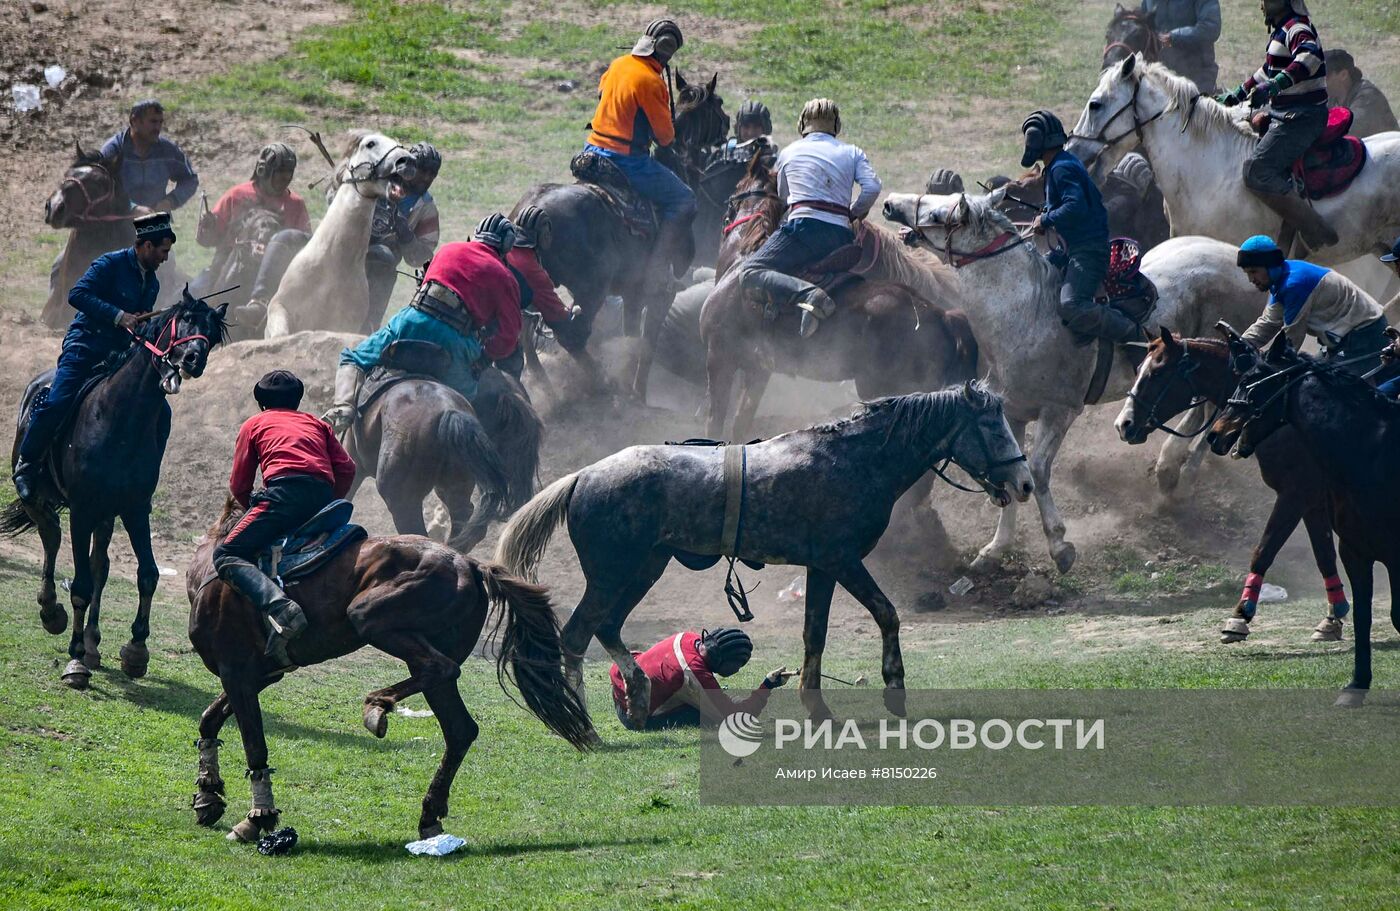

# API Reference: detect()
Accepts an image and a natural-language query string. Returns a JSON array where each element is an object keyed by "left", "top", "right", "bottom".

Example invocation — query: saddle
[
  {"left": 570, "top": 151, "right": 658, "bottom": 238},
  {"left": 19, "top": 366, "right": 116, "bottom": 505},
  {"left": 1291, "top": 107, "right": 1367, "bottom": 200},
  {"left": 256, "top": 499, "right": 367, "bottom": 585}
]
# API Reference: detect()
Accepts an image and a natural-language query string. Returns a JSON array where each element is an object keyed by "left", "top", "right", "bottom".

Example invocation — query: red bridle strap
[
  {"left": 723, "top": 212, "right": 764, "bottom": 235},
  {"left": 131, "top": 317, "right": 209, "bottom": 360}
]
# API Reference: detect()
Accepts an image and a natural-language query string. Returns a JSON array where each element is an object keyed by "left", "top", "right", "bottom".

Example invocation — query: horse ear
[
  {"left": 985, "top": 185, "right": 1008, "bottom": 209},
  {"left": 1264, "top": 330, "right": 1294, "bottom": 363},
  {"left": 674, "top": 70, "right": 689, "bottom": 90},
  {"left": 1159, "top": 326, "right": 1175, "bottom": 348},
  {"left": 216, "top": 301, "right": 230, "bottom": 320},
  {"left": 707, "top": 73, "right": 718, "bottom": 94},
  {"left": 955, "top": 193, "right": 971, "bottom": 224},
  {"left": 1121, "top": 53, "right": 1137, "bottom": 78}
]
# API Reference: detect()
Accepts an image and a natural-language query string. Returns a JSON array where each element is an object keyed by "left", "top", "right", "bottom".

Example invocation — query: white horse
[
  {"left": 264, "top": 132, "right": 416, "bottom": 338},
  {"left": 1067, "top": 55, "right": 1400, "bottom": 296},
  {"left": 883, "top": 189, "right": 1263, "bottom": 573}
]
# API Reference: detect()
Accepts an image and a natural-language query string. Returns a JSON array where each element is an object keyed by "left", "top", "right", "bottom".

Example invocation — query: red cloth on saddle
[
  {"left": 1292, "top": 107, "right": 1367, "bottom": 200},
  {"left": 1103, "top": 237, "right": 1144, "bottom": 299},
  {"left": 228, "top": 408, "right": 356, "bottom": 507},
  {"left": 422, "top": 241, "right": 523, "bottom": 360}
]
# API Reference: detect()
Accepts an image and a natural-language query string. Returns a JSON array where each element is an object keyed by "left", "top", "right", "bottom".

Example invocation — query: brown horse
[
  {"left": 42, "top": 145, "right": 136, "bottom": 329},
  {"left": 702, "top": 156, "right": 979, "bottom": 440},
  {"left": 1116, "top": 330, "right": 1348, "bottom": 642},
  {"left": 186, "top": 498, "right": 593, "bottom": 842}
]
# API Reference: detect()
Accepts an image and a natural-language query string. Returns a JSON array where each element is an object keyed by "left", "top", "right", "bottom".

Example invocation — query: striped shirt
[{"left": 1243, "top": 15, "right": 1327, "bottom": 109}]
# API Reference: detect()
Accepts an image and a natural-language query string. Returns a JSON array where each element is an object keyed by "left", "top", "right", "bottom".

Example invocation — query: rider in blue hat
[{"left": 14, "top": 212, "right": 176, "bottom": 505}]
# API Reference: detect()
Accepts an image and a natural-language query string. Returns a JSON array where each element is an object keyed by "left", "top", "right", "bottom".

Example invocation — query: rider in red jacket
[{"left": 214, "top": 371, "right": 356, "bottom": 669}]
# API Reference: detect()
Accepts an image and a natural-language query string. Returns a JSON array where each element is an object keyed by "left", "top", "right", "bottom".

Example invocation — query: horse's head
[
  {"left": 1208, "top": 326, "right": 1298, "bottom": 459},
  {"left": 674, "top": 71, "right": 730, "bottom": 156},
  {"left": 138, "top": 287, "right": 230, "bottom": 395},
  {"left": 340, "top": 132, "right": 416, "bottom": 197},
  {"left": 883, "top": 189, "right": 1014, "bottom": 262},
  {"left": 944, "top": 381, "right": 1035, "bottom": 508},
  {"left": 45, "top": 142, "right": 128, "bottom": 229},
  {"left": 1066, "top": 54, "right": 1176, "bottom": 181},
  {"left": 1103, "top": 4, "right": 1157, "bottom": 70},
  {"left": 1116, "top": 328, "right": 1224, "bottom": 444}
]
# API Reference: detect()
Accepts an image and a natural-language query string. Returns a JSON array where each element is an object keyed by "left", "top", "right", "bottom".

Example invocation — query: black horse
[
  {"left": 1209, "top": 330, "right": 1400, "bottom": 706},
  {"left": 2, "top": 291, "right": 229, "bottom": 688},
  {"left": 512, "top": 71, "right": 731, "bottom": 399},
  {"left": 1103, "top": 4, "right": 1160, "bottom": 72},
  {"left": 495, "top": 383, "right": 1034, "bottom": 735}
]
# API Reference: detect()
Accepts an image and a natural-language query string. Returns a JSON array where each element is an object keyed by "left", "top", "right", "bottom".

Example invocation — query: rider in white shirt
[{"left": 741, "top": 98, "right": 881, "bottom": 337}]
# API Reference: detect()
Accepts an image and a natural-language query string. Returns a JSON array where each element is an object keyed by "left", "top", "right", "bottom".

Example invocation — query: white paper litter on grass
[
  {"left": 406, "top": 833, "right": 466, "bottom": 856},
  {"left": 395, "top": 706, "right": 434, "bottom": 718},
  {"left": 44, "top": 66, "right": 66, "bottom": 88},
  {"left": 1258, "top": 583, "right": 1288, "bottom": 603},
  {"left": 158, "top": 566, "right": 177, "bottom": 577}
]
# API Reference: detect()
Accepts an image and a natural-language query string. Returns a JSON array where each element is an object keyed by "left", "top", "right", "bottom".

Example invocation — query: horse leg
[
  {"left": 356, "top": 627, "right": 462, "bottom": 740},
  {"left": 62, "top": 513, "right": 95, "bottom": 687},
  {"left": 522, "top": 316, "right": 557, "bottom": 401},
  {"left": 1026, "top": 406, "right": 1078, "bottom": 574},
  {"left": 1335, "top": 542, "right": 1372, "bottom": 707},
  {"left": 1303, "top": 507, "right": 1348, "bottom": 642},
  {"left": 435, "top": 480, "right": 482, "bottom": 554},
  {"left": 972, "top": 418, "right": 1028, "bottom": 572},
  {"left": 594, "top": 549, "right": 671, "bottom": 729},
  {"left": 34, "top": 505, "right": 66, "bottom": 634},
  {"left": 798, "top": 568, "right": 837, "bottom": 721},
  {"left": 632, "top": 284, "right": 674, "bottom": 402},
  {"left": 223, "top": 666, "right": 282, "bottom": 841},
  {"left": 119, "top": 509, "right": 159, "bottom": 678},
  {"left": 418, "top": 680, "right": 480, "bottom": 839},
  {"left": 378, "top": 471, "right": 431, "bottom": 538},
  {"left": 731, "top": 369, "right": 772, "bottom": 444},
  {"left": 704, "top": 345, "right": 739, "bottom": 439},
  {"left": 192, "top": 692, "right": 232, "bottom": 827},
  {"left": 833, "top": 561, "right": 906, "bottom": 717},
  {"left": 558, "top": 582, "right": 613, "bottom": 743},
  {"left": 81, "top": 516, "right": 116, "bottom": 674},
  {"left": 362, "top": 677, "right": 424, "bottom": 739},
  {"left": 1220, "top": 492, "right": 1304, "bottom": 644},
  {"left": 1154, "top": 404, "right": 1208, "bottom": 497}
]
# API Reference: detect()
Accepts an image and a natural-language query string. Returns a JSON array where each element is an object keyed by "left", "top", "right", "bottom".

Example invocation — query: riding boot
[
  {"left": 1256, "top": 190, "right": 1338, "bottom": 253},
  {"left": 742, "top": 268, "right": 837, "bottom": 337},
  {"left": 11, "top": 458, "right": 41, "bottom": 506},
  {"left": 322, "top": 364, "right": 364, "bottom": 436},
  {"left": 217, "top": 561, "right": 308, "bottom": 670}
]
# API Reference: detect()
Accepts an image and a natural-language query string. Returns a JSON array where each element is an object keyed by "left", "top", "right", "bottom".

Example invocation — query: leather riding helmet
[
  {"left": 925, "top": 167, "right": 965, "bottom": 195},
  {"left": 1020, "top": 109, "right": 1068, "bottom": 168},
  {"left": 254, "top": 370, "right": 305, "bottom": 410},
  {"left": 633, "top": 18, "right": 684, "bottom": 59},
  {"left": 253, "top": 142, "right": 297, "bottom": 182},
  {"left": 798, "top": 98, "right": 841, "bottom": 137},
  {"left": 736, "top": 100, "right": 773, "bottom": 135},
  {"left": 701, "top": 627, "right": 753, "bottom": 677},
  {"left": 513, "top": 205, "right": 553, "bottom": 251},
  {"left": 473, "top": 212, "right": 518, "bottom": 255},
  {"left": 410, "top": 141, "right": 442, "bottom": 177}
]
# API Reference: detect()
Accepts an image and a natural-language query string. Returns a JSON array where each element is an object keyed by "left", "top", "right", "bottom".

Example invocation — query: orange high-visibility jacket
[{"left": 587, "top": 54, "right": 674, "bottom": 155}]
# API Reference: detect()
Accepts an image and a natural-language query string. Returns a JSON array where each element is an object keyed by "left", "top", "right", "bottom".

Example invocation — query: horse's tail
[
  {"left": 0, "top": 500, "right": 36, "bottom": 537},
  {"left": 493, "top": 473, "right": 578, "bottom": 580},
  {"left": 439, "top": 408, "right": 511, "bottom": 519},
  {"left": 479, "top": 562, "right": 594, "bottom": 751},
  {"left": 943, "top": 308, "right": 981, "bottom": 380},
  {"left": 482, "top": 377, "right": 544, "bottom": 512}
]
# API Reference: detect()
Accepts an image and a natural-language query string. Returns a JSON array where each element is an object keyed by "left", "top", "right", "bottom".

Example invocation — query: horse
[
  {"left": 0, "top": 291, "right": 229, "bottom": 688},
  {"left": 344, "top": 367, "right": 542, "bottom": 553},
  {"left": 1067, "top": 56, "right": 1400, "bottom": 295},
  {"left": 883, "top": 188, "right": 1265, "bottom": 573},
  {"left": 494, "top": 383, "right": 1034, "bottom": 733},
  {"left": 41, "top": 143, "right": 185, "bottom": 329},
  {"left": 1207, "top": 332, "right": 1400, "bottom": 707},
  {"left": 512, "top": 71, "right": 731, "bottom": 399},
  {"left": 702, "top": 156, "right": 978, "bottom": 441},
  {"left": 264, "top": 132, "right": 416, "bottom": 337},
  {"left": 1115, "top": 330, "right": 1348, "bottom": 643},
  {"left": 1102, "top": 4, "right": 1160, "bottom": 72},
  {"left": 186, "top": 498, "right": 593, "bottom": 841}
]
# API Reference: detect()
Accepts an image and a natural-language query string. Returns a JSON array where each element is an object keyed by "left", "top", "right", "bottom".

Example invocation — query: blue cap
[
  {"left": 1237, "top": 234, "right": 1283, "bottom": 269},
  {"left": 1381, "top": 236, "right": 1400, "bottom": 263}
]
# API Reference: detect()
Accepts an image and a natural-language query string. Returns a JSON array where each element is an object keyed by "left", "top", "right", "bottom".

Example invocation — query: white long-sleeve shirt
[{"left": 775, "top": 132, "right": 881, "bottom": 229}]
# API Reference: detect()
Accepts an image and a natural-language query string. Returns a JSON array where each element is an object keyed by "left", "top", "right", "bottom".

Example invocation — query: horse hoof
[
  {"left": 1220, "top": 618, "right": 1251, "bottom": 643},
  {"left": 39, "top": 604, "right": 67, "bottom": 635},
  {"left": 363, "top": 704, "right": 389, "bottom": 739},
  {"left": 583, "top": 729, "right": 605, "bottom": 750},
  {"left": 1051, "top": 542, "right": 1077, "bottom": 575},
  {"left": 1335, "top": 688, "right": 1367, "bottom": 708},
  {"left": 62, "top": 659, "right": 91, "bottom": 690},
  {"left": 970, "top": 551, "right": 1001, "bottom": 574},
  {"left": 883, "top": 687, "right": 907, "bottom": 718},
  {"left": 82, "top": 649, "right": 101, "bottom": 671},
  {"left": 418, "top": 821, "right": 445, "bottom": 840},
  {"left": 1311, "top": 618, "right": 1344, "bottom": 642},
  {"left": 120, "top": 643, "right": 150, "bottom": 679},
  {"left": 227, "top": 817, "right": 262, "bottom": 842},
  {"left": 193, "top": 792, "right": 228, "bottom": 827}
]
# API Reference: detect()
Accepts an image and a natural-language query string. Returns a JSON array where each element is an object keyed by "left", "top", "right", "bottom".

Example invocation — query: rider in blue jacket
[
  {"left": 1022, "top": 110, "right": 1139, "bottom": 346},
  {"left": 14, "top": 213, "right": 175, "bottom": 505}
]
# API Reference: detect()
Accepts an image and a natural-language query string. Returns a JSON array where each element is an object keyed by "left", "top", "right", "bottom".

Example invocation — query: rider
[
  {"left": 196, "top": 143, "right": 310, "bottom": 322},
  {"left": 720, "top": 101, "right": 779, "bottom": 166},
  {"left": 14, "top": 212, "right": 175, "bottom": 506},
  {"left": 506, "top": 206, "right": 585, "bottom": 358},
  {"left": 1324, "top": 49, "right": 1399, "bottom": 138},
  {"left": 99, "top": 99, "right": 199, "bottom": 214},
  {"left": 1022, "top": 110, "right": 1140, "bottom": 345},
  {"left": 584, "top": 18, "right": 697, "bottom": 285},
  {"left": 1215, "top": 0, "right": 1335, "bottom": 251},
  {"left": 1236, "top": 234, "right": 1388, "bottom": 373},
  {"left": 325, "top": 214, "right": 524, "bottom": 431},
  {"left": 610, "top": 627, "right": 792, "bottom": 731},
  {"left": 741, "top": 98, "right": 882, "bottom": 338},
  {"left": 1141, "top": 0, "right": 1222, "bottom": 93},
  {"left": 214, "top": 371, "right": 356, "bottom": 669},
  {"left": 925, "top": 167, "right": 964, "bottom": 195},
  {"left": 364, "top": 141, "right": 443, "bottom": 331}
]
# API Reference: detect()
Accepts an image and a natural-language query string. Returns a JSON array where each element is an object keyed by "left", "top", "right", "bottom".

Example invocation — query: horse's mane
[
  {"left": 208, "top": 495, "right": 245, "bottom": 543},
  {"left": 960, "top": 194, "right": 1059, "bottom": 291},
  {"left": 1134, "top": 59, "right": 1257, "bottom": 145},
  {"left": 1295, "top": 353, "right": 1400, "bottom": 416},
  {"left": 863, "top": 221, "right": 961, "bottom": 303},
  {"left": 815, "top": 380, "right": 1000, "bottom": 449}
]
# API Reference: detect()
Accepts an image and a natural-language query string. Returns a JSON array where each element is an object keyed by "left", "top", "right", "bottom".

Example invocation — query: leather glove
[
  {"left": 393, "top": 216, "right": 416, "bottom": 244},
  {"left": 762, "top": 666, "right": 794, "bottom": 689},
  {"left": 1214, "top": 87, "right": 1245, "bottom": 107},
  {"left": 321, "top": 404, "right": 355, "bottom": 433}
]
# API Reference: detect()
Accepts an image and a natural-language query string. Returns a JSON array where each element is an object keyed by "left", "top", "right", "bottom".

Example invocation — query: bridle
[
  {"left": 1102, "top": 13, "right": 1161, "bottom": 68},
  {"left": 1223, "top": 347, "right": 1389, "bottom": 445},
  {"left": 1068, "top": 76, "right": 1170, "bottom": 170},
  {"left": 903, "top": 195, "right": 1027, "bottom": 269},
  {"left": 129, "top": 309, "right": 211, "bottom": 378},
  {"left": 343, "top": 142, "right": 413, "bottom": 197},
  {"left": 1125, "top": 346, "right": 1221, "bottom": 438},
  {"left": 925, "top": 410, "right": 1027, "bottom": 497},
  {"left": 58, "top": 165, "right": 131, "bottom": 224}
]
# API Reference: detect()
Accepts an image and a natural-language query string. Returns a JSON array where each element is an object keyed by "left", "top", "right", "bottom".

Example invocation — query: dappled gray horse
[{"left": 495, "top": 382, "right": 1034, "bottom": 731}]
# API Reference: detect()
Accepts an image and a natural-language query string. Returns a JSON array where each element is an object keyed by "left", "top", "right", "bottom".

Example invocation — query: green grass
[{"left": 3, "top": 559, "right": 1400, "bottom": 909}]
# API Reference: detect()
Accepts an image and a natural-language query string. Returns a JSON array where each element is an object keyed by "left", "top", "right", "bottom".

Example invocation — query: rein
[
  {"left": 1069, "top": 77, "right": 1169, "bottom": 168},
  {"left": 1126, "top": 347, "right": 1220, "bottom": 438},
  {"left": 925, "top": 413, "right": 1027, "bottom": 497},
  {"left": 918, "top": 228, "right": 1026, "bottom": 269}
]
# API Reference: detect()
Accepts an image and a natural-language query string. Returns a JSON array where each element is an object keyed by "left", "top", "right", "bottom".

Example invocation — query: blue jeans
[
  {"left": 584, "top": 144, "right": 697, "bottom": 221},
  {"left": 19, "top": 331, "right": 116, "bottom": 463},
  {"left": 747, "top": 217, "right": 855, "bottom": 274}
]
